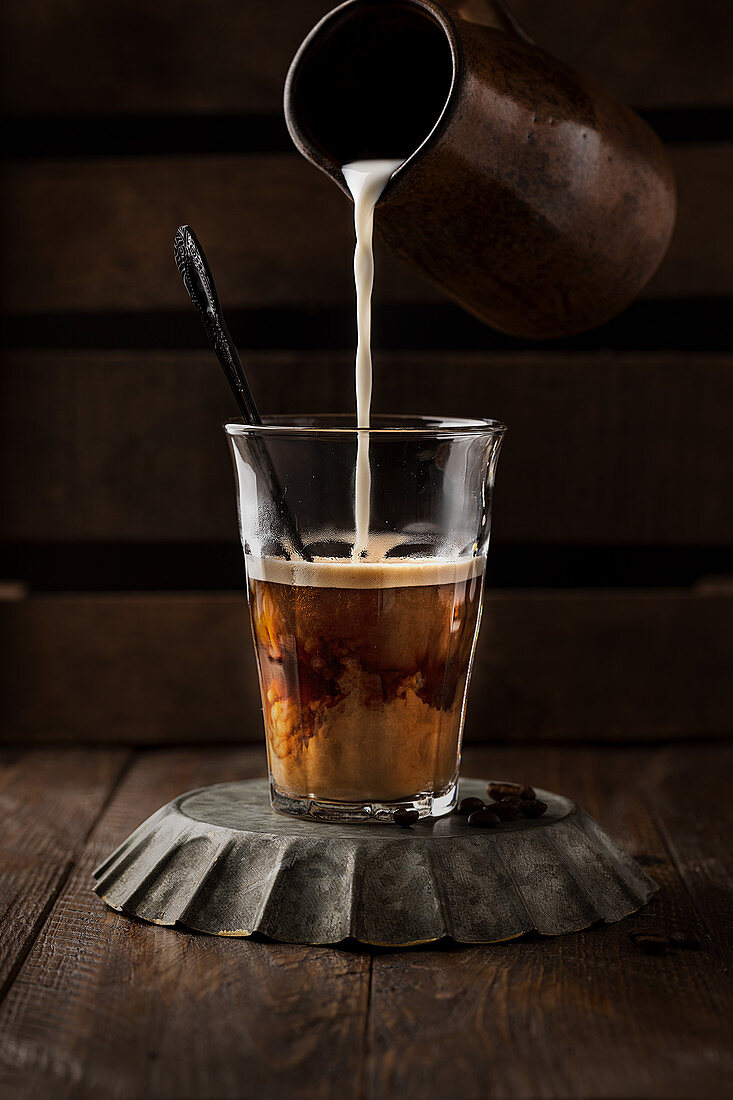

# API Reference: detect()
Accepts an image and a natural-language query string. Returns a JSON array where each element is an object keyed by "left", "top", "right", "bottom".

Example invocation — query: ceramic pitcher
[{"left": 284, "top": 0, "right": 676, "bottom": 339}]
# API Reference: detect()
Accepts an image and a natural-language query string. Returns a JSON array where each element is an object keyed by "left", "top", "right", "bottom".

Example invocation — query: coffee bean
[
  {"left": 635, "top": 934, "right": 669, "bottom": 955},
  {"left": 520, "top": 786, "right": 536, "bottom": 800},
  {"left": 490, "top": 798, "right": 522, "bottom": 821},
  {"left": 629, "top": 928, "right": 657, "bottom": 944},
  {"left": 669, "top": 930, "right": 702, "bottom": 950},
  {"left": 393, "top": 808, "right": 420, "bottom": 828},
  {"left": 487, "top": 781, "right": 523, "bottom": 800},
  {"left": 467, "top": 808, "right": 500, "bottom": 828},
  {"left": 456, "top": 796, "right": 485, "bottom": 816},
  {"left": 520, "top": 799, "right": 548, "bottom": 818}
]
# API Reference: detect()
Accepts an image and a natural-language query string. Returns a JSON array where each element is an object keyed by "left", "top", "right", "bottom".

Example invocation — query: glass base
[{"left": 269, "top": 776, "right": 459, "bottom": 824}]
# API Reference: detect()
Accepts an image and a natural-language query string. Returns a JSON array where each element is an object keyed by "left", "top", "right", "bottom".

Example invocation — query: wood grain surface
[
  {"left": 2, "top": 351, "right": 731, "bottom": 545},
  {"left": 644, "top": 747, "right": 733, "bottom": 967},
  {"left": 0, "top": 748, "right": 371, "bottom": 1100},
  {"left": 0, "top": 744, "right": 730, "bottom": 1099},
  {"left": 1, "top": 146, "right": 730, "bottom": 315},
  {"left": 0, "top": 748, "right": 129, "bottom": 994},
  {"left": 1, "top": 589, "right": 731, "bottom": 745},
  {"left": 2, "top": 0, "right": 731, "bottom": 114}
]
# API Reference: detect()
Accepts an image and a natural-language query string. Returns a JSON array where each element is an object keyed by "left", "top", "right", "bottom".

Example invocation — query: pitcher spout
[{"left": 284, "top": 0, "right": 458, "bottom": 195}]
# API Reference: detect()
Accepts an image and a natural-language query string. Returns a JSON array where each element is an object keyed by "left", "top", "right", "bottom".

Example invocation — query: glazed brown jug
[{"left": 284, "top": 0, "right": 676, "bottom": 339}]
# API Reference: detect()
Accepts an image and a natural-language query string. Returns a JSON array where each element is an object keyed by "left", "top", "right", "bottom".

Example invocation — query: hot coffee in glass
[
  {"left": 249, "top": 550, "right": 483, "bottom": 810},
  {"left": 227, "top": 415, "right": 504, "bottom": 822}
]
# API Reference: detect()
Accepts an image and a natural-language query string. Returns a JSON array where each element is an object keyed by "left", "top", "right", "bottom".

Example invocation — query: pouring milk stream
[{"left": 341, "top": 159, "right": 403, "bottom": 559}]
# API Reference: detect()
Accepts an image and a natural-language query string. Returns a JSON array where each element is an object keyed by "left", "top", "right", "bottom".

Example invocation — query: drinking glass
[{"left": 226, "top": 414, "right": 505, "bottom": 822}]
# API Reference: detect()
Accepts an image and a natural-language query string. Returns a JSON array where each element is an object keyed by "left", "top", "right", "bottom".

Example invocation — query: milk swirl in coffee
[{"left": 248, "top": 553, "right": 483, "bottom": 803}]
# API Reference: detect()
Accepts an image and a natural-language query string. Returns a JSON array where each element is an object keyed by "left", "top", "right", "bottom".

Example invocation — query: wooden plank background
[
  {"left": 1, "top": 351, "right": 731, "bottom": 545},
  {"left": 1, "top": 145, "right": 731, "bottom": 314},
  {"left": 2, "top": 0, "right": 733, "bottom": 112},
  {"left": 1, "top": 0, "right": 731, "bottom": 745}
]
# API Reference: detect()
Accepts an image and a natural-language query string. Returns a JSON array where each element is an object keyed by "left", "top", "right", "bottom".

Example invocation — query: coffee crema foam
[{"left": 246, "top": 554, "right": 484, "bottom": 590}]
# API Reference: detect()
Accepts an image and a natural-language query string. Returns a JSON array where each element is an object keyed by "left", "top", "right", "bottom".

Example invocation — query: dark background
[{"left": 0, "top": 0, "right": 731, "bottom": 745}]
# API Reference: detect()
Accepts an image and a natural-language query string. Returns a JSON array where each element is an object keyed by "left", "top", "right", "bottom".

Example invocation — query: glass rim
[{"left": 224, "top": 413, "right": 508, "bottom": 438}]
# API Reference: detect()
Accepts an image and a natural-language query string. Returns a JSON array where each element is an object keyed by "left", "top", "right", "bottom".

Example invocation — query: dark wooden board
[
  {"left": 0, "top": 155, "right": 420, "bottom": 314},
  {"left": 1, "top": 147, "right": 729, "bottom": 314},
  {"left": 2, "top": 350, "right": 732, "bottom": 545},
  {"left": 1, "top": 0, "right": 731, "bottom": 114},
  {"left": 366, "top": 744, "right": 733, "bottom": 1100},
  {"left": 511, "top": 1, "right": 733, "bottom": 110},
  {"left": 1, "top": 589, "right": 731, "bottom": 745},
  {"left": 0, "top": 0, "right": 334, "bottom": 116},
  {"left": 644, "top": 745, "right": 733, "bottom": 966},
  {"left": 0, "top": 744, "right": 730, "bottom": 1099},
  {"left": 649, "top": 146, "right": 733, "bottom": 299},
  {"left": 0, "top": 748, "right": 129, "bottom": 995},
  {"left": 0, "top": 593, "right": 255, "bottom": 745},
  {"left": 0, "top": 748, "right": 371, "bottom": 1100}
]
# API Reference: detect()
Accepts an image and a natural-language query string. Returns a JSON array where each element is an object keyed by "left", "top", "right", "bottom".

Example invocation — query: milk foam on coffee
[
  {"left": 341, "top": 159, "right": 402, "bottom": 558},
  {"left": 246, "top": 554, "right": 483, "bottom": 589}
]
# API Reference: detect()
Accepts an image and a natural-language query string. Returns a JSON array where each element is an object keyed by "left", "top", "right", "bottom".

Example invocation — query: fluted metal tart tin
[{"left": 92, "top": 778, "right": 657, "bottom": 946}]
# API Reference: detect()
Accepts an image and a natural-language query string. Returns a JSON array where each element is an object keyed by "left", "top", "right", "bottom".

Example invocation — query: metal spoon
[
  {"left": 174, "top": 224, "right": 260, "bottom": 422},
  {"left": 174, "top": 225, "right": 309, "bottom": 560}
]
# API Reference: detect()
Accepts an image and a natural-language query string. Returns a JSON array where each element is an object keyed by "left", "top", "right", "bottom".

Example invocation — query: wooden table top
[{"left": 1, "top": 742, "right": 731, "bottom": 1100}]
